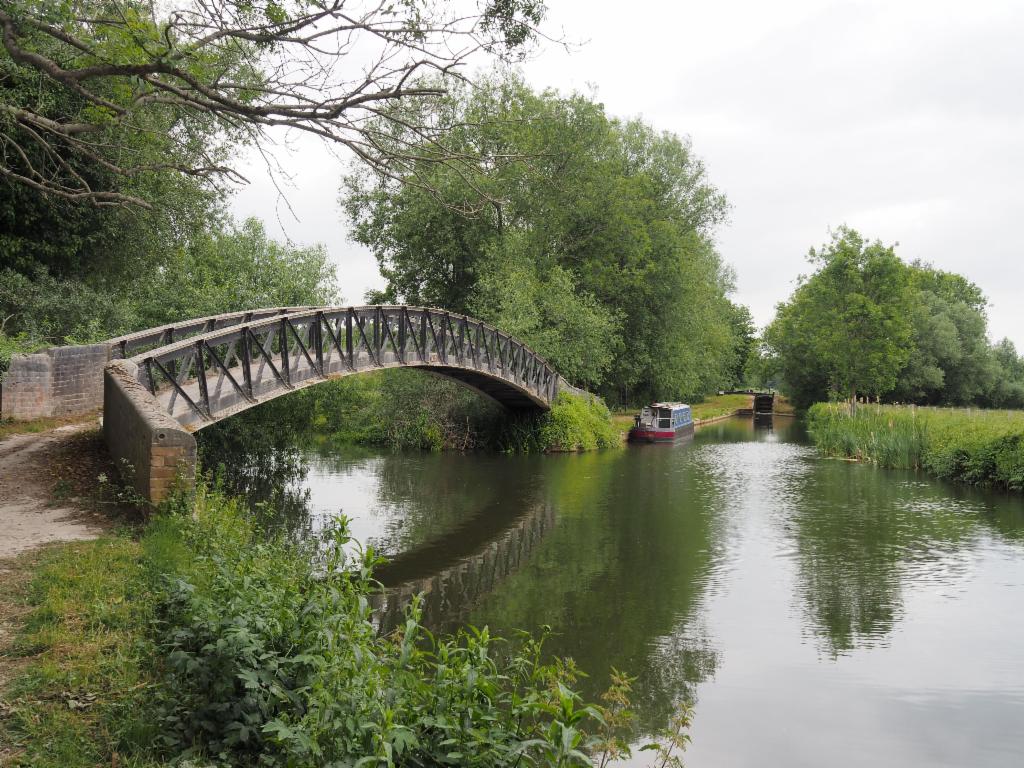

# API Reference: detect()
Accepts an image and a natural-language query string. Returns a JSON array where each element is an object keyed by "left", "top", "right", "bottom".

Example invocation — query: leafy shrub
[
  {"left": 149, "top": 488, "right": 607, "bottom": 766},
  {"left": 536, "top": 393, "right": 618, "bottom": 452}
]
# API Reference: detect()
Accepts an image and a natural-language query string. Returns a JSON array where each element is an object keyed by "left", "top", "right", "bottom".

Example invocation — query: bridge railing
[
  {"left": 108, "top": 306, "right": 312, "bottom": 360},
  {"left": 129, "top": 306, "right": 561, "bottom": 428},
  {"left": 0, "top": 306, "right": 315, "bottom": 421}
]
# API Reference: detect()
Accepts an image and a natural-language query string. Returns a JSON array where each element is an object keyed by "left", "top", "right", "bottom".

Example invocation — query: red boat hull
[{"left": 628, "top": 423, "right": 694, "bottom": 443}]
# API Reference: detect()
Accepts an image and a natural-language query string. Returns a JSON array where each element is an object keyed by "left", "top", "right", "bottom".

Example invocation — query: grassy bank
[
  {"left": 1, "top": 484, "right": 687, "bottom": 767},
  {"left": 0, "top": 537, "right": 161, "bottom": 767},
  {"left": 0, "top": 414, "right": 98, "bottom": 441},
  {"left": 692, "top": 394, "right": 754, "bottom": 421},
  {"left": 807, "top": 403, "right": 1024, "bottom": 490}
]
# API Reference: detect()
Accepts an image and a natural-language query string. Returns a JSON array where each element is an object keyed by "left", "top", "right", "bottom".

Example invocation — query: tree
[
  {"left": 0, "top": 0, "right": 548, "bottom": 207},
  {"left": 984, "top": 338, "right": 1024, "bottom": 409},
  {"left": 344, "top": 71, "right": 735, "bottom": 401},
  {"left": 725, "top": 303, "right": 756, "bottom": 388},
  {"left": 766, "top": 228, "right": 915, "bottom": 411},
  {"left": 0, "top": 217, "right": 337, "bottom": 360},
  {"left": 133, "top": 218, "right": 339, "bottom": 326},
  {"left": 891, "top": 263, "right": 997, "bottom": 405},
  {"left": 470, "top": 234, "right": 620, "bottom": 388}
]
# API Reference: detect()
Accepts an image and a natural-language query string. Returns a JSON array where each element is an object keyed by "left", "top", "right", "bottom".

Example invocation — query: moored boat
[{"left": 628, "top": 402, "right": 694, "bottom": 443}]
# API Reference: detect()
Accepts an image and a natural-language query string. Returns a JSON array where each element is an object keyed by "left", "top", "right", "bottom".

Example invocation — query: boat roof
[{"left": 648, "top": 402, "right": 690, "bottom": 409}]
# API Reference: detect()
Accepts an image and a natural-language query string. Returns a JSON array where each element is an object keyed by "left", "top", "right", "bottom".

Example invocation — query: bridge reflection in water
[
  {"left": 371, "top": 499, "right": 556, "bottom": 634},
  {"left": 265, "top": 446, "right": 562, "bottom": 637},
  {"left": 226, "top": 439, "right": 728, "bottom": 748}
]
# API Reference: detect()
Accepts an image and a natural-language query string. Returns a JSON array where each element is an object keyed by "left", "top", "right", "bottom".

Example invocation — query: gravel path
[{"left": 0, "top": 425, "right": 104, "bottom": 560}]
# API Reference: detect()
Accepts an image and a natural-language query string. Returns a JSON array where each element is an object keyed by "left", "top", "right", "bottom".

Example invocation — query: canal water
[{"left": 265, "top": 417, "right": 1024, "bottom": 767}]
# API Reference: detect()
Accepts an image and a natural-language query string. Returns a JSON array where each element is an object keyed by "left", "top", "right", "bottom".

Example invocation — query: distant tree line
[{"left": 760, "top": 227, "right": 1024, "bottom": 410}]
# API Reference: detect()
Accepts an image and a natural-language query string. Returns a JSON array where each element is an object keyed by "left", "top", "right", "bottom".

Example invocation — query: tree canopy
[
  {"left": 345, "top": 71, "right": 743, "bottom": 400},
  {"left": 763, "top": 227, "right": 1024, "bottom": 409}
]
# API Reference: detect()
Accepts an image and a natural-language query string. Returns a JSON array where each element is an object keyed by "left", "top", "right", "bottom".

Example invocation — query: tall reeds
[{"left": 806, "top": 403, "right": 1024, "bottom": 490}]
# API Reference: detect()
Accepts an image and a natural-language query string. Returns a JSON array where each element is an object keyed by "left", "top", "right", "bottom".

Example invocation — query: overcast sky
[{"left": 232, "top": 0, "right": 1024, "bottom": 347}]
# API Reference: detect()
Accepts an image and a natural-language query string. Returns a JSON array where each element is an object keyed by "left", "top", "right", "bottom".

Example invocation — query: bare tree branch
[{"left": 0, "top": 0, "right": 552, "bottom": 208}]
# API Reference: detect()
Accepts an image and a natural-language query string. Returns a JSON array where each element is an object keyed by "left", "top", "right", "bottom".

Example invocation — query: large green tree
[
  {"left": 765, "top": 228, "right": 915, "bottom": 410},
  {"left": 345, "top": 71, "right": 739, "bottom": 401},
  {"left": 763, "top": 229, "right": 1024, "bottom": 409},
  {"left": 0, "top": 0, "right": 225, "bottom": 284},
  {"left": 891, "top": 263, "right": 998, "bottom": 405}
]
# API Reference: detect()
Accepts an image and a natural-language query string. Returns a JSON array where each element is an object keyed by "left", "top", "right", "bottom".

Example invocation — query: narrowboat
[{"left": 628, "top": 402, "right": 694, "bottom": 443}]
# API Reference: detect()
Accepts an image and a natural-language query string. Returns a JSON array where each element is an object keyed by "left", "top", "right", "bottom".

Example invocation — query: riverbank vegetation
[
  {"left": 807, "top": 403, "right": 1024, "bottom": 490},
  {"left": 0, "top": 483, "right": 690, "bottom": 767},
  {"left": 200, "top": 372, "right": 617, "bottom": 459},
  {"left": 762, "top": 228, "right": 1024, "bottom": 410}
]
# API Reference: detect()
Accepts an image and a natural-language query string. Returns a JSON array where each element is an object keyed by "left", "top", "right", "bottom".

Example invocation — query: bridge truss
[{"left": 125, "top": 306, "right": 565, "bottom": 429}]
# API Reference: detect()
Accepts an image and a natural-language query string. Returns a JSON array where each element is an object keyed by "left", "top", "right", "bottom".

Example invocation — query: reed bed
[{"left": 807, "top": 403, "right": 1024, "bottom": 491}]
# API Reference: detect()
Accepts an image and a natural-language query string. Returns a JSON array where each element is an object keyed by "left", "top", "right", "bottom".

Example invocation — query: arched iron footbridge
[
  {"left": 100, "top": 306, "right": 584, "bottom": 501},
  {"left": 114, "top": 305, "right": 574, "bottom": 428}
]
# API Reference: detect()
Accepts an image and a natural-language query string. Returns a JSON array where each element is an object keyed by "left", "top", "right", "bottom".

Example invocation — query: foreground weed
[{"left": 2, "top": 483, "right": 696, "bottom": 767}]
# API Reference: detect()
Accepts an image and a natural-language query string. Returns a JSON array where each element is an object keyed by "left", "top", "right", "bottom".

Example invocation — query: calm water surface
[{"left": 272, "top": 417, "right": 1024, "bottom": 767}]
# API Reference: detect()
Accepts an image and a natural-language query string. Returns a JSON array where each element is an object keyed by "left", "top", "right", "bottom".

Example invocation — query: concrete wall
[
  {"left": 1, "top": 344, "right": 110, "bottom": 420},
  {"left": 104, "top": 361, "right": 197, "bottom": 503}
]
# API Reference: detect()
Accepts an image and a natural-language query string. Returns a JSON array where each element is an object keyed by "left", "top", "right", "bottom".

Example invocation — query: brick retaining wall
[
  {"left": 104, "top": 360, "right": 196, "bottom": 502},
  {"left": 1, "top": 344, "right": 110, "bottom": 420}
]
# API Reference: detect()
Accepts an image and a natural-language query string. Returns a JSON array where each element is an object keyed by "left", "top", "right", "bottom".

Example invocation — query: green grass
[
  {"left": 691, "top": 394, "right": 754, "bottom": 421},
  {"left": 0, "top": 537, "right": 164, "bottom": 768},
  {"left": 807, "top": 403, "right": 1024, "bottom": 490},
  {"left": 611, "top": 413, "right": 635, "bottom": 438},
  {"left": 0, "top": 414, "right": 97, "bottom": 441}
]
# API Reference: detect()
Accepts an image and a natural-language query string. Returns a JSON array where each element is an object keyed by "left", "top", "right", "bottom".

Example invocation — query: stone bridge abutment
[{"left": 104, "top": 360, "right": 197, "bottom": 503}]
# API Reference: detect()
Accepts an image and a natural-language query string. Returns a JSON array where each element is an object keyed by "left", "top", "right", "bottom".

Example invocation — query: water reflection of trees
[
  {"left": 788, "top": 461, "right": 1024, "bottom": 656},
  {"left": 466, "top": 446, "right": 726, "bottom": 742}
]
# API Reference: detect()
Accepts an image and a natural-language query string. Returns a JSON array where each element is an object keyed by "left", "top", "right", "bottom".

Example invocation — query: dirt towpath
[{"left": 0, "top": 425, "right": 106, "bottom": 560}]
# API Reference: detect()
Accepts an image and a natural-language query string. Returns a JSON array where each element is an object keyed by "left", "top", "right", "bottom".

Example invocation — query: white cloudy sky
[{"left": 232, "top": 0, "right": 1024, "bottom": 347}]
